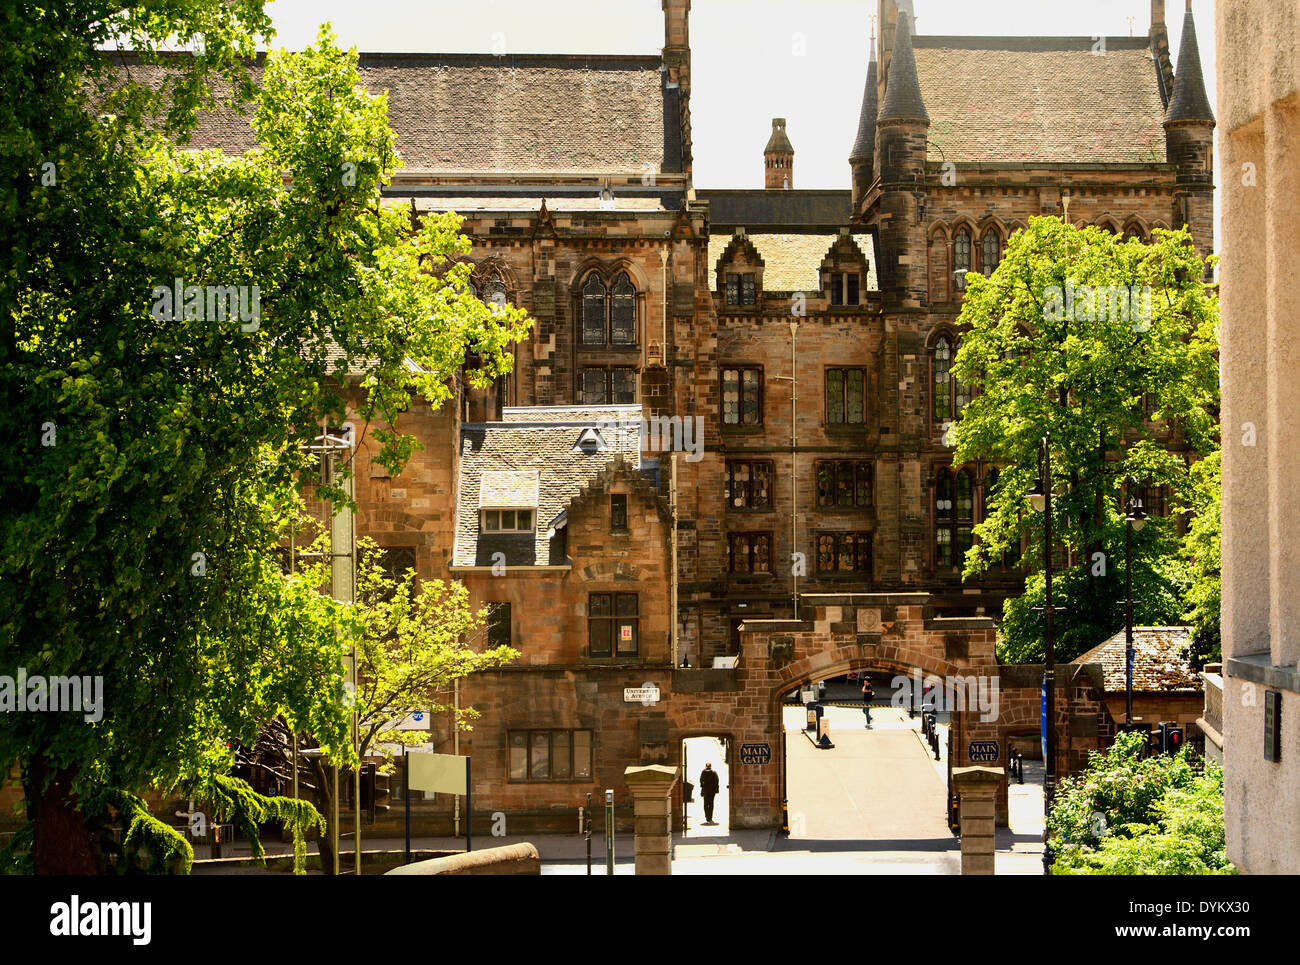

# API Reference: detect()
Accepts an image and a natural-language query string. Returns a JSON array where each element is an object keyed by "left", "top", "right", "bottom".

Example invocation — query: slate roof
[
  {"left": 698, "top": 190, "right": 852, "bottom": 231},
  {"left": 879, "top": 12, "right": 928, "bottom": 123},
  {"left": 479, "top": 470, "right": 539, "bottom": 508},
  {"left": 453, "top": 405, "right": 643, "bottom": 567},
  {"left": 411, "top": 196, "right": 669, "bottom": 212},
  {"left": 707, "top": 232, "right": 877, "bottom": 293},
  {"left": 910, "top": 37, "right": 1168, "bottom": 164},
  {"left": 1165, "top": 9, "right": 1215, "bottom": 124},
  {"left": 108, "top": 52, "right": 678, "bottom": 176},
  {"left": 1074, "top": 626, "right": 1201, "bottom": 693},
  {"left": 849, "top": 47, "right": 878, "bottom": 162}
]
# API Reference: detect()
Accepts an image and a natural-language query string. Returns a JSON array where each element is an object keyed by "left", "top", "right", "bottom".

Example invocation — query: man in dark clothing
[{"left": 699, "top": 763, "right": 720, "bottom": 825}]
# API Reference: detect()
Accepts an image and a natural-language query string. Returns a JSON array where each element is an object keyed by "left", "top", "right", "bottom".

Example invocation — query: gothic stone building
[{"left": 127, "top": 0, "right": 1215, "bottom": 832}]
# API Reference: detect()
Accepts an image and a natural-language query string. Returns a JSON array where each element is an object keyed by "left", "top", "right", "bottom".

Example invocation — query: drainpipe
[{"left": 790, "top": 320, "right": 799, "bottom": 619}]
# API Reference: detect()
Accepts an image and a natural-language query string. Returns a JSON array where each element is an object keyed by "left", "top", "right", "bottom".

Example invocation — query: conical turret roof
[
  {"left": 849, "top": 39, "right": 878, "bottom": 161},
  {"left": 1165, "top": 4, "right": 1214, "bottom": 124},
  {"left": 879, "top": 11, "right": 928, "bottom": 123}
]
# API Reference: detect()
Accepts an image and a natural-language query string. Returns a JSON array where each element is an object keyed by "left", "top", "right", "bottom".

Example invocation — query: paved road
[{"left": 784, "top": 704, "right": 953, "bottom": 842}]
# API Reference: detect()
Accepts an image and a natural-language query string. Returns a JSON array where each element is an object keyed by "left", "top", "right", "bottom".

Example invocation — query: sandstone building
[{"left": 116, "top": 0, "right": 1218, "bottom": 832}]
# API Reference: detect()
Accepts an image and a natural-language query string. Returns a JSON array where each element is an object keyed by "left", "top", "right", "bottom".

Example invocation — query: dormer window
[
  {"left": 479, "top": 470, "right": 539, "bottom": 534},
  {"left": 726, "top": 272, "right": 757, "bottom": 306},
  {"left": 481, "top": 508, "right": 534, "bottom": 533},
  {"left": 828, "top": 272, "right": 860, "bottom": 306}
]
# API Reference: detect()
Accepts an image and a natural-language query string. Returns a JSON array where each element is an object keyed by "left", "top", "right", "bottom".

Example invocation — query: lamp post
[
  {"left": 1124, "top": 482, "right": 1147, "bottom": 727},
  {"left": 1027, "top": 434, "right": 1054, "bottom": 806}
]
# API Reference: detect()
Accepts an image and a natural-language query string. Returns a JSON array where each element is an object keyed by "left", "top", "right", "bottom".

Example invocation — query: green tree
[
  {"left": 1181, "top": 450, "right": 1221, "bottom": 666},
  {"left": 951, "top": 217, "right": 1219, "bottom": 663},
  {"left": 1, "top": 6, "right": 530, "bottom": 873},
  {"left": 238, "top": 538, "right": 518, "bottom": 872},
  {"left": 1048, "top": 730, "right": 1233, "bottom": 875}
]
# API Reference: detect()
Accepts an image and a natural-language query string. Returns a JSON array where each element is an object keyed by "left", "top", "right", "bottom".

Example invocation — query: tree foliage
[
  {"left": 237, "top": 539, "right": 518, "bottom": 870},
  {"left": 1, "top": 4, "right": 530, "bottom": 872},
  {"left": 1048, "top": 730, "right": 1234, "bottom": 875},
  {"left": 1180, "top": 450, "right": 1221, "bottom": 666},
  {"left": 950, "top": 217, "right": 1219, "bottom": 663}
]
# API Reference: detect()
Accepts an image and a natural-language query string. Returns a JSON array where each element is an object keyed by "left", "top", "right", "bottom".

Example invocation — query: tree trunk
[
  {"left": 24, "top": 756, "right": 103, "bottom": 875},
  {"left": 309, "top": 757, "right": 338, "bottom": 875}
]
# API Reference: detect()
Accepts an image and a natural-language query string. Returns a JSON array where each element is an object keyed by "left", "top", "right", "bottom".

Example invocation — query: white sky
[{"left": 260, "top": 0, "right": 1217, "bottom": 191}]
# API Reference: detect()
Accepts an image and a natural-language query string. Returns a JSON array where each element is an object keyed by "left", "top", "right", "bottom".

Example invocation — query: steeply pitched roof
[
  {"left": 453, "top": 405, "right": 644, "bottom": 567},
  {"left": 707, "top": 232, "right": 877, "bottom": 293},
  {"left": 849, "top": 42, "right": 878, "bottom": 161},
  {"left": 911, "top": 37, "right": 1167, "bottom": 163},
  {"left": 1165, "top": 8, "right": 1215, "bottom": 124},
  {"left": 1074, "top": 626, "right": 1201, "bottom": 693},
  {"left": 108, "top": 52, "right": 679, "bottom": 176},
  {"left": 879, "top": 12, "right": 928, "bottom": 123}
]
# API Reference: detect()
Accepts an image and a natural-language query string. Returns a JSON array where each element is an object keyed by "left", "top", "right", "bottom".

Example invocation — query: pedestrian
[
  {"left": 861, "top": 676, "right": 874, "bottom": 727},
  {"left": 699, "top": 763, "right": 720, "bottom": 825}
]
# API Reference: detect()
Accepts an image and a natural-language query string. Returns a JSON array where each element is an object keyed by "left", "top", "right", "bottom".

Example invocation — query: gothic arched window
[
  {"left": 981, "top": 232, "right": 1000, "bottom": 276},
  {"left": 581, "top": 273, "right": 606, "bottom": 346},
  {"left": 580, "top": 270, "right": 638, "bottom": 348},
  {"left": 610, "top": 272, "right": 636, "bottom": 346},
  {"left": 484, "top": 275, "right": 508, "bottom": 313},
  {"left": 953, "top": 230, "right": 972, "bottom": 291}
]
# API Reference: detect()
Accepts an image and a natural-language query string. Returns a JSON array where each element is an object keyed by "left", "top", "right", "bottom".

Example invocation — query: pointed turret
[
  {"left": 1165, "top": 1, "right": 1215, "bottom": 123},
  {"left": 878, "top": 11, "right": 928, "bottom": 123},
  {"left": 1163, "top": 1, "right": 1214, "bottom": 271},
  {"left": 875, "top": 7, "right": 929, "bottom": 309},
  {"left": 849, "top": 34, "right": 878, "bottom": 206}
]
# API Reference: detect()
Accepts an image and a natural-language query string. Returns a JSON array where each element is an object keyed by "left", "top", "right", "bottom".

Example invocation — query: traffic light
[
  {"left": 1165, "top": 726, "right": 1184, "bottom": 755},
  {"left": 1155, "top": 722, "right": 1185, "bottom": 755}
]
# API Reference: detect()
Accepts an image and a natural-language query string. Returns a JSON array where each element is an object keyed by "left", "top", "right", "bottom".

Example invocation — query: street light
[
  {"left": 1124, "top": 483, "right": 1147, "bottom": 727},
  {"left": 1027, "top": 434, "right": 1055, "bottom": 811}
]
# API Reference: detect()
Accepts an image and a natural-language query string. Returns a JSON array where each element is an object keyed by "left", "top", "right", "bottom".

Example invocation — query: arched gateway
[{"left": 665, "top": 593, "right": 1111, "bottom": 829}]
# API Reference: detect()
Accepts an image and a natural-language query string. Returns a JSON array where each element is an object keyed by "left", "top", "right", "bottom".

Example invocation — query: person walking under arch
[
  {"left": 861, "top": 676, "right": 874, "bottom": 728},
  {"left": 699, "top": 763, "right": 720, "bottom": 825}
]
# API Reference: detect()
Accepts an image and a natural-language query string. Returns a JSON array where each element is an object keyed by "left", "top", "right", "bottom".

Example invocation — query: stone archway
[{"left": 663, "top": 592, "right": 1108, "bottom": 831}]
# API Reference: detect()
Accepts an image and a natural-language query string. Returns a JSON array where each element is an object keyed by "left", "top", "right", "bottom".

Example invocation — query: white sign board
[
  {"left": 388, "top": 709, "right": 431, "bottom": 731},
  {"left": 624, "top": 686, "right": 660, "bottom": 704}
]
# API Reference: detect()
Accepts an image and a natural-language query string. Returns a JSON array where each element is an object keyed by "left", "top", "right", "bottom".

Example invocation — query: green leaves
[
  {"left": 950, "top": 217, "right": 1219, "bottom": 662},
  {"left": 1, "top": 5, "right": 531, "bottom": 871},
  {"left": 1048, "top": 732, "right": 1233, "bottom": 875}
]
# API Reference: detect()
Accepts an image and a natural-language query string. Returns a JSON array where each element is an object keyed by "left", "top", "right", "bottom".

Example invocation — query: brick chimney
[{"left": 764, "top": 118, "right": 794, "bottom": 189}]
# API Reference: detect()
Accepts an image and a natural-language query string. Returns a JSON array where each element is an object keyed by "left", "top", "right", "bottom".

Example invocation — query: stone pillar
[
  {"left": 624, "top": 764, "right": 678, "bottom": 875},
  {"left": 952, "top": 765, "right": 1005, "bottom": 875}
]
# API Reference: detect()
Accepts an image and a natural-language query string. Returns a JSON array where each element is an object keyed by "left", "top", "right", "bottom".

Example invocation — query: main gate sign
[
  {"left": 968, "top": 740, "right": 999, "bottom": 763},
  {"left": 739, "top": 742, "right": 771, "bottom": 765}
]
